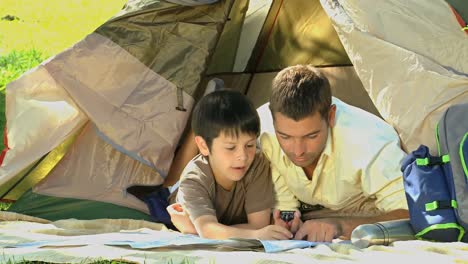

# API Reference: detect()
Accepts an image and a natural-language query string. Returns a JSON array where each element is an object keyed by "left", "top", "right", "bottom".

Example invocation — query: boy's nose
[{"left": 237, "top": 149, "right": 248, "bottom": 161}]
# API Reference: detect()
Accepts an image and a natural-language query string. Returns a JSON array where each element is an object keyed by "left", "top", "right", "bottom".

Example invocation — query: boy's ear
[{"left": 194, "top": 136, "right": 210, "bottom": 156}]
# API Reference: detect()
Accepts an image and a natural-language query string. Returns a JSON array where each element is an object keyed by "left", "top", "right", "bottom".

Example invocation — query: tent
[{"left": 0, "top": 0, "right": 467, "bottom": 222}]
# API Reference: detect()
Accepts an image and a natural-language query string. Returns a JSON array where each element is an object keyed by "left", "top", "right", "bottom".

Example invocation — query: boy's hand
[
  {"left": 255, "top": 225, "right": 293, "bottom": 240},
  {"left": 273, "top": 209, "right": 302, "bottom": 234},
  {"left": 166, "top": 203, "right": 197, "bottom": 234}
]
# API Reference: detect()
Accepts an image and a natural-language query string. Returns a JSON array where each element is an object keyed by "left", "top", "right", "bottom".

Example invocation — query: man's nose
[{"left": 293, "top": 139, "right": 305, "bottom": 156}]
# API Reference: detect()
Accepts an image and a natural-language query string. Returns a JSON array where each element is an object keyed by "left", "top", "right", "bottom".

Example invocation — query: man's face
[
  {"left": 207, "top": 131, "right": 257, "bottom": 190},
  {"left": 273, "top": 110, "right": 332, "bottom": 168}
]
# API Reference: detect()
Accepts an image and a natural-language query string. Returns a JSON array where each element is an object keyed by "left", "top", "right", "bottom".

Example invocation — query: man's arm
[
  {"left": 270, "top": 163, "right": 300, "bottom": 210},
  {"left": 338, "top": 209, "right": 409, "bottom": 238},
  {"left": 295, "top": 209, "right": 409, "bottom": 242}
]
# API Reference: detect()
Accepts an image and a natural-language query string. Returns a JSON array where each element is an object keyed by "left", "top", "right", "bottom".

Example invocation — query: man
[{"left": 258, "top": 65, "right": 409, "bottom": 242}]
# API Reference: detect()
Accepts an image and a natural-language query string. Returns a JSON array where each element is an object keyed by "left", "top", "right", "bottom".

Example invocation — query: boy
[{"left": 167, "top": 90, "right": 292, "bottom": 240}]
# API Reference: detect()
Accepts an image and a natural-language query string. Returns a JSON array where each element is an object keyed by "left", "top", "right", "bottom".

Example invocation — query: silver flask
[{"left": 351, "top": 219, "right": 415, "bottom": 248}]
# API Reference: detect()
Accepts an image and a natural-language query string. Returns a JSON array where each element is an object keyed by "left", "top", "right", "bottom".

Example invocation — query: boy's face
[
  {"left": 196, "top": 131, "right": 257, "bottom": 190},
  {"left": 273, "top": 106, "right": 335, "bottom": 170}
]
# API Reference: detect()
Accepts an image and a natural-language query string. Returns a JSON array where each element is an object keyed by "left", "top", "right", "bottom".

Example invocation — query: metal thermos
[{"left": 351, "top": 219, "right": 415, "bottom": 248}]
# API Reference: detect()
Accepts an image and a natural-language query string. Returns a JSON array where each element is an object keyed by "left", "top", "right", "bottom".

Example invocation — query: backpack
[{"left": 401, "top": 103, "right": 468, "bottom": 242}]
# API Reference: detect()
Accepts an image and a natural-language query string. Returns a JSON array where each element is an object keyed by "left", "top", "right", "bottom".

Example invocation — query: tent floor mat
[{"left": 7, "top": 189, "right": 152, "bottom": 221}]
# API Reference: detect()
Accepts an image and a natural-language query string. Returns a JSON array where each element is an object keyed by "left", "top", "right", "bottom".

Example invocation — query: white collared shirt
[{"left": 258, "top": 97, "right": 408, "bottom": 213}]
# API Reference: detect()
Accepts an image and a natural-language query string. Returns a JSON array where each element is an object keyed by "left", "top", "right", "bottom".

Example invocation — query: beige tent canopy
[{"left": 0, "top": 0, "right": 466, "bottom": 221}]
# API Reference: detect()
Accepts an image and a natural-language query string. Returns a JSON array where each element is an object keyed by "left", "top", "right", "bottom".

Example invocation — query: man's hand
[
  {"left": 294, "top": 218, "right": 342, "bottom": 242},
  {"left": 255, "top": 225, "right": 293, "bottom": 240},
  {"left": 272, "top": 209, "right": 302, "bottom": 234}
]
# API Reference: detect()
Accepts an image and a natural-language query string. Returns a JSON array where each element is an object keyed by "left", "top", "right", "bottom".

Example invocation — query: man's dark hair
[
  {"left": 269, "top": 65, "right": 332, "bottom": 121},
  {"left": 191, "top": 89, "right": 260, "bottom": 149}
]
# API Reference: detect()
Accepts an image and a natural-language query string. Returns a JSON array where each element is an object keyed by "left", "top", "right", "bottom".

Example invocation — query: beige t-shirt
[{"left": 170, "top": 151, "right": 273, "bottom": 225}]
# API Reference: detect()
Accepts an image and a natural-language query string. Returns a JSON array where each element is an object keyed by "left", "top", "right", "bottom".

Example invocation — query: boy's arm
[
  {"left": 232, "top": 208, "right": 271, "bottom": 229},
  {"left": 193, "top": 214, "right": 292, "bottom": 240},
  {"left": 168, "top": 203, "right": 293, "bottom": 240}
]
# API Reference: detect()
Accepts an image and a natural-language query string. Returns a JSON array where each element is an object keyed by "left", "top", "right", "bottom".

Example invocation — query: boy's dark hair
[
  {"left": 269, "top": 65, "right": 332, "bottom": 122},
  {"left": 191, "top": 89, "right": 260, "bottom": 149}
]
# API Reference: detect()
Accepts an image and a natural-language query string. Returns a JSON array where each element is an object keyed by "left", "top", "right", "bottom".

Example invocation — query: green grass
[
  {"left": 7, "top": 259, "right": 135, "bottom": 264},
  {"left": 0, "top": 49, "right": 45, "bottom": 91},
  {"left": 0, "top": 0, "right": 127, "bottom": 152}
]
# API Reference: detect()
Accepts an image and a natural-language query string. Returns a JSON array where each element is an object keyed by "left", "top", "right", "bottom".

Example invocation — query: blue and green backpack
[{"left": 401, "top": 103, "right": 468, "bottom": 242}]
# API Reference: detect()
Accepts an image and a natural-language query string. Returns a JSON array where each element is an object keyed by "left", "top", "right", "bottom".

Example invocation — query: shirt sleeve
[
  {"left": 244, "top": 152, "right": 274, "bottom": 214},
  {"left": 259, "top": 132, "right": 300, "bottom": 211},
  {"left": 176, "top": 170, "right": 217, "bottom": 222},
  {"left": 271, "top": 164, "right": 300, "bottom": 210},
  {"left": 361, "top": 139, "right": 408, "bottom": 212}
]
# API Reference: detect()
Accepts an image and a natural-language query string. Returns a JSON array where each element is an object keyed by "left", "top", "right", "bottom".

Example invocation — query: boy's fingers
[
  {"left": 273, "top": 210, "right": 291, "bottom": 229},
  {"left": 273, "top": 210, "right": 281, "bottom": 221},
  {"left": 275, "top": 225, "right": 293, "bottom": 239},
  {"left": 325, "top": 231, "right": 334, "bottom": 242},
  {"left": 290, "top": 215, "right": 301, "bottom": 233}
]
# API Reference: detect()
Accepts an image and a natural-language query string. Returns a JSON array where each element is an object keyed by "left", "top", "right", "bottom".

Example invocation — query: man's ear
[
  {"left": 328, "top": 104, "right": 337, "bottom": 128},
  {"left": 194, "top": 135, "right": 210, "bottom": 156}
]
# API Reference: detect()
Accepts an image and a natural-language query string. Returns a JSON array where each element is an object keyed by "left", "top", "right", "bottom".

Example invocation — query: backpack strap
[
  {"left": 425, "top": 200, "right": 458, "bottom": 211},
  {"left": 416, "top": 223, "right": 465, "bottom": 242},
  {"left": 416, "top": 154, "right": 450, "bottom": 166}
]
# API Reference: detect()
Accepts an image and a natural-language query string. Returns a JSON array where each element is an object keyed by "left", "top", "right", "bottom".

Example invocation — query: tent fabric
[
  {"left": 246, "top": 0, "right": 351, "bottom": 72},
  {"left": 232, "top": 0, "right": 272, "bottom": 72},
  {"left": 41, "top": 33, "right": 193, "bottom": 176},
  {"left": 3, "top": 0, "right": 466, "bottom": 224},
  {"left": 1, "top": 63, "right": 88, "bottom": 185},
  {"left": 33, "top": 122, "right": 159, "bottom": 212},
  {"left": 8, "top": 189, "right": 152, "bottom": 222},
  {"left": 207, "top": 0, "right": 351, "bottom": 74},
  {"left": 206, "top": 0, "right": 270, "bottom": 74},
  {"left": 321, "top": 0, "right": 468, "bottom": 153},
  {"left": 97, "top": 0, "right": 234, "bottom": 97},
  {"left": 1, "top": 0, "right": 357, "bottom": 213},
  {"left": 1, "top": 0, "right": 235, "bottom": 212},
  {"left": 166, "top": 0, "right": 219, "bottom": 6},
  {"left": 0, "top": 130, "right": 79, "bottom": 201}
]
